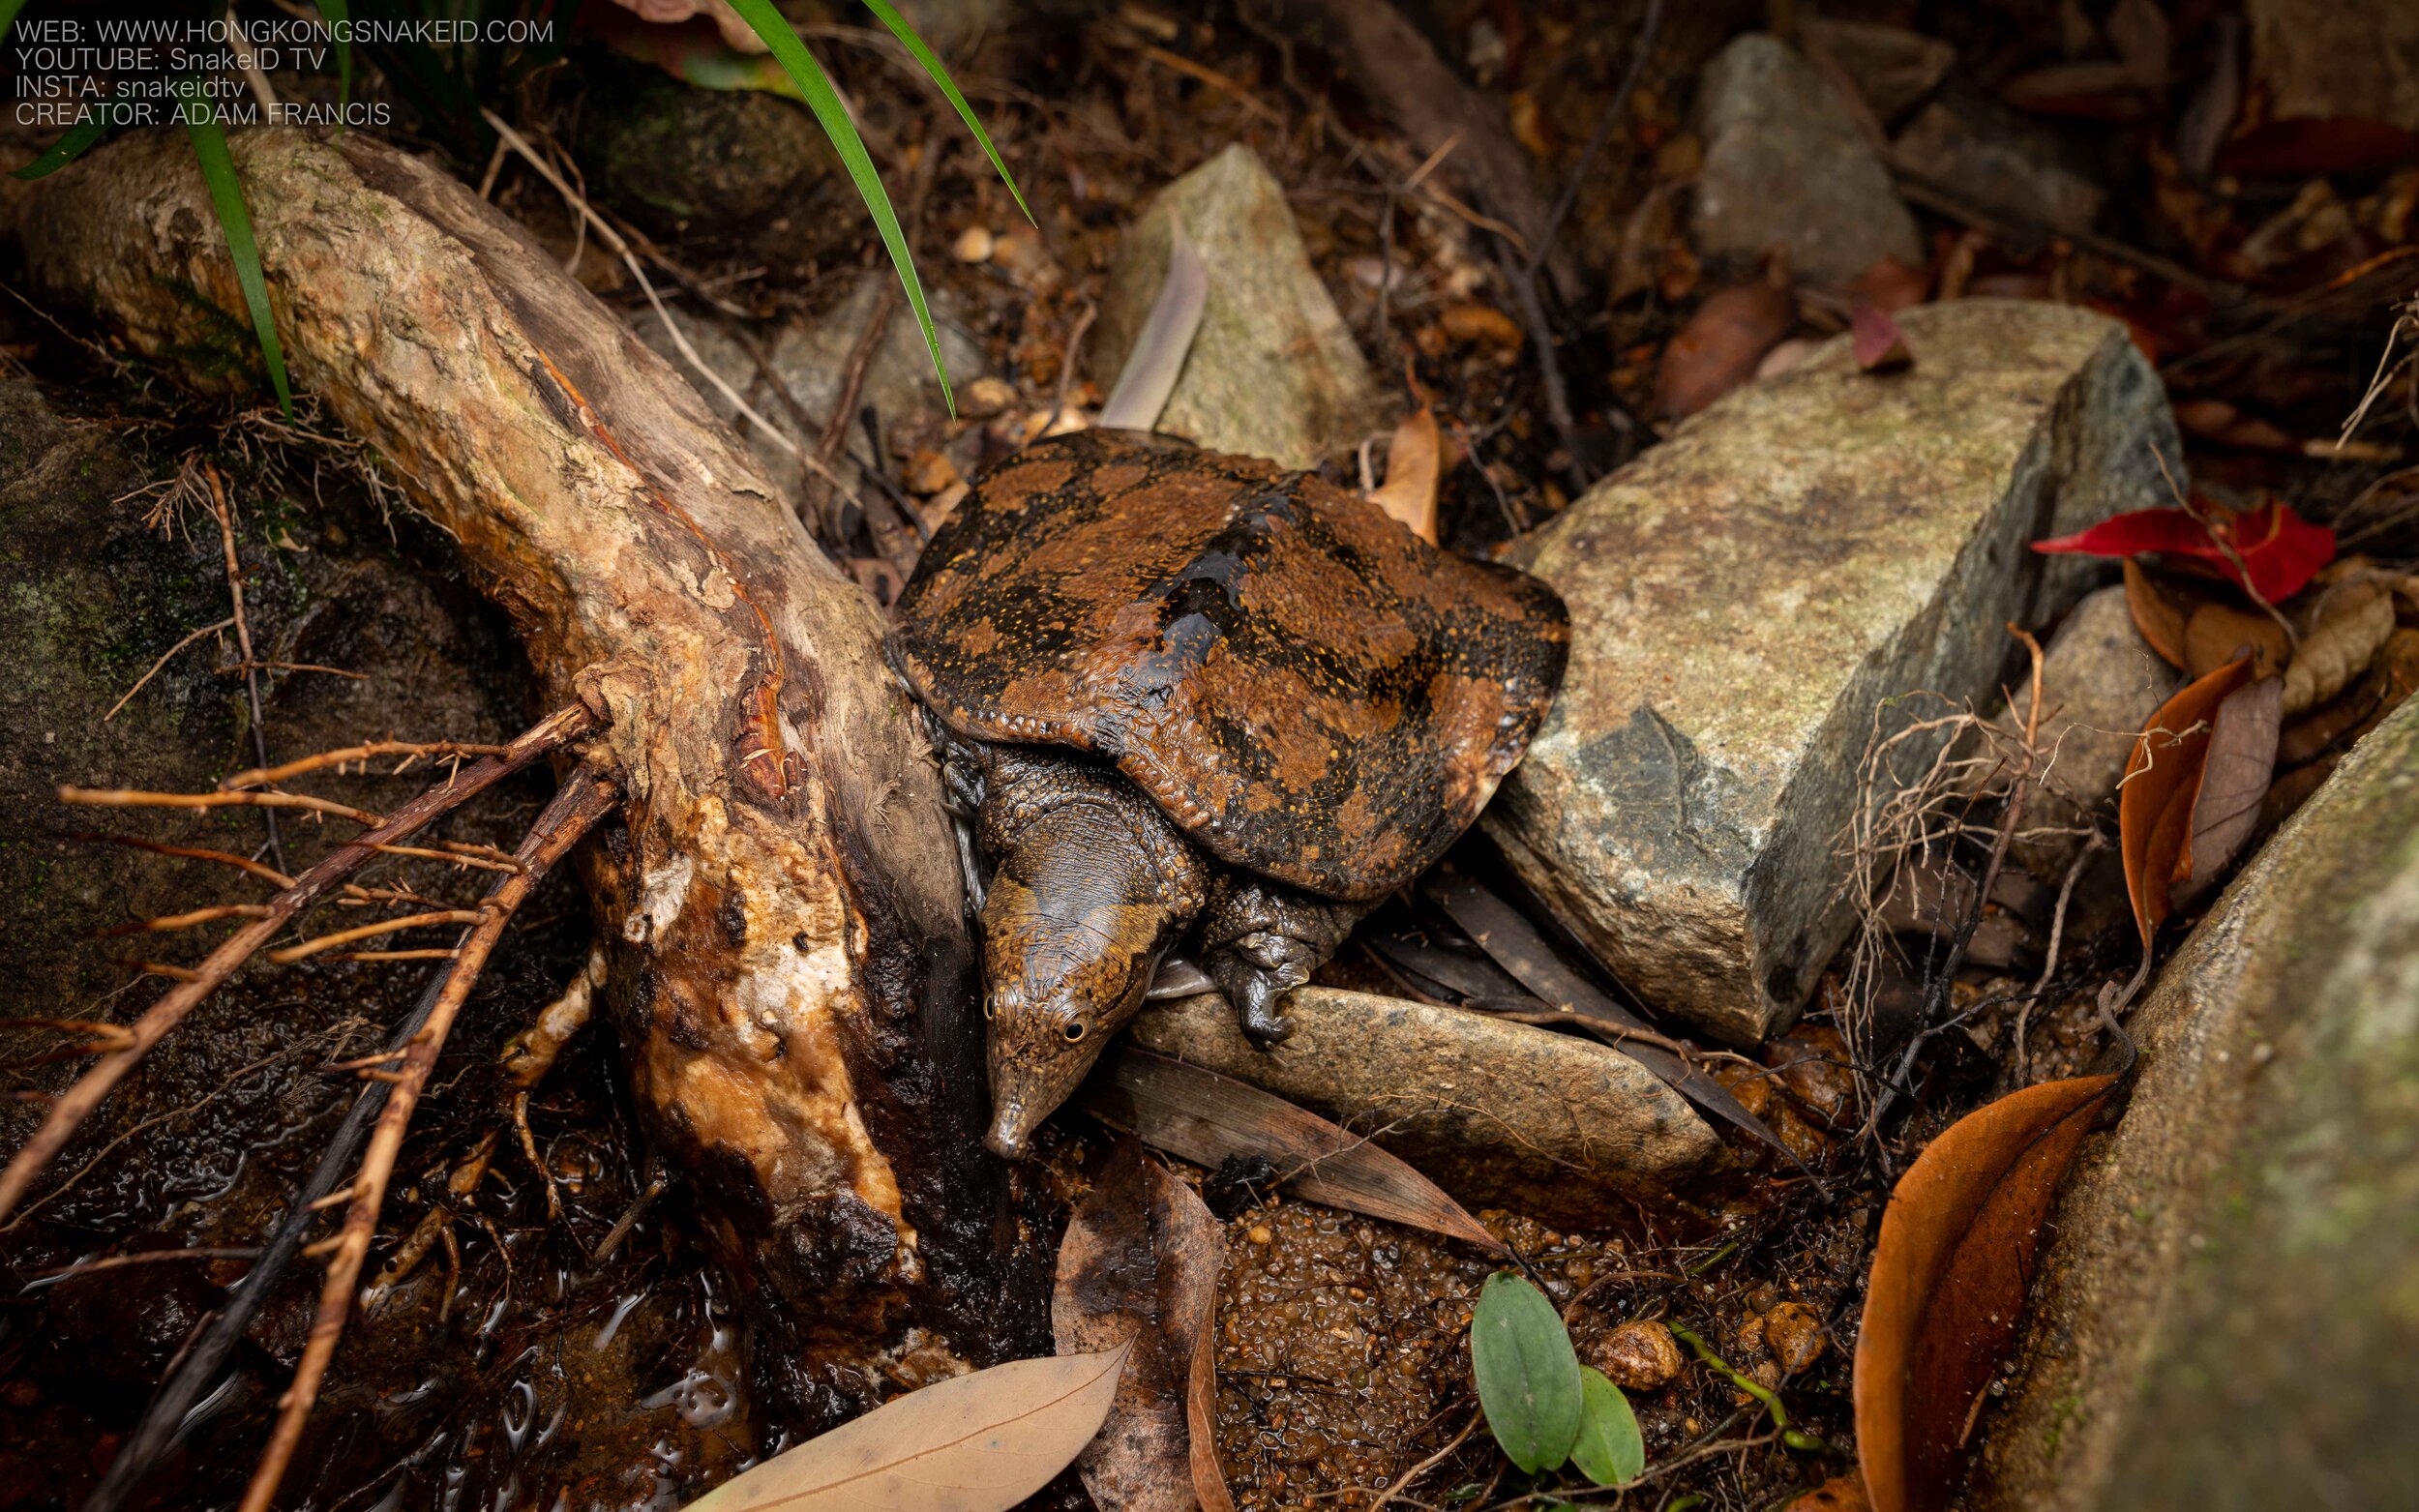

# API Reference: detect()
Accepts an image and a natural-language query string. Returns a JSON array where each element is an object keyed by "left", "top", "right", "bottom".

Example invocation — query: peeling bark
[{"left": 4, "top": 128, "right": 1040, "bottom": 1415}]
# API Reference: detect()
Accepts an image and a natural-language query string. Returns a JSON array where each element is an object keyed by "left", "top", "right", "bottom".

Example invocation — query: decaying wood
[{"left": 5, "top": 127, "right": 1032, "bottom": 1405}]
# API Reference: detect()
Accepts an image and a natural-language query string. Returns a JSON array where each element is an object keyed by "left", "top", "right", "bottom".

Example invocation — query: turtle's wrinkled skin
[{"left": 892, "top": 428, "right": 1568, "bottom": 1157}]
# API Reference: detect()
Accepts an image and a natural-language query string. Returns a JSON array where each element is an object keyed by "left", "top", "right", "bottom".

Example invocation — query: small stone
[
  {"left": 960, "top": 375, "right": 1017, "bottom": 418},
  {"left": 572, "top": 54, "right": 834, "bottom": 243},
  {"left": 1762, "top": 1301, "right": 1827, "bottom": 1373},
  {"left": 902, "top": 448, "right": 961, "bottom": 495},
  {"left": 951, "top": 225, "right": 996, "bottom": 263},
  {"left": 990, "top": 223, "right": 1059, "bottom": 292},
  {"left": 1591, "top": 1319, "right": 1685, "bottom": 1391},
  {"left": 1247, "top": 1224, "right": 1273, "bottom": 1246},
  {"left": 1992, "top": 584, "right": 2179, "bottom": 880},
  {"left": 1692, "top": 34, "right": 1921, "bottom": 283},
  {"left": 1893, "top": 95, "right": 2106, "bottom": 237},
  {"left": 1090, "top": 144, "right": 1385, "bottom": 469},
  {"left": 1486, "top": 302, "right": 2176, "bottom": 1043},
  {"left": 633, "top": 274, "right": 984, "bottom": 485}
]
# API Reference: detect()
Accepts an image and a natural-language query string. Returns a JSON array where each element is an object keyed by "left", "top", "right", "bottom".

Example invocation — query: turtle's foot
[{"left": 1215, "top": 933, "right": 1311, "bottom": 1048}]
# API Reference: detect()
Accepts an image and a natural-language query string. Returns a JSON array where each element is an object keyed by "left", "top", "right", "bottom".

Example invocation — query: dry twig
[
  {"left": 0, "top": 703, "right": 594, "bottom": 1225},
  {"left": 239, "top": 768, "right": 615, "bottom": 1512}
]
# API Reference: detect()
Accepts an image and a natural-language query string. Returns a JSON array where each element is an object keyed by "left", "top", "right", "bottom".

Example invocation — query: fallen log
[{"left": 2, "top": 126, "right": 1039, "bottom": 1425}]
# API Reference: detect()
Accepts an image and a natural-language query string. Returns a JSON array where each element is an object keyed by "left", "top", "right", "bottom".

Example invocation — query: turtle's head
[{"left": 979, "top": 794, "right": 1204, "bottom": 1159}]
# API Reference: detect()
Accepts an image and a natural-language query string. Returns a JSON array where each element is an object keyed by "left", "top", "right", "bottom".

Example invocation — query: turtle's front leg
[{"left": 1197, "top": 880, "right": 1376, "bottom": 1048}]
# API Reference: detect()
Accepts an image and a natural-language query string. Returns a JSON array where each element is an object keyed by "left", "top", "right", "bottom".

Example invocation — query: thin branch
[
  {"left": 59, "top": 786, "right": 384, "bottom": 827},
  {"left": 267, "top": 909, "right": 488, "bottom": 964},
  {"left": 101, "top": 904, "right": 273, "bottom": 937},
  {"left": 204, "top": 464, "right": 284, "bottom": 874},
  {"left": 68, "top": 833, "right": 295, "bottom": 889},
  {"left": 0, "top": 703, "right": 595, "bottom": 1226},
  {"left": 238, "top": 768, "right": 617, "bottom": 1512},
  {"left": 103, "top": 617, "right": 233, "bottom": 722}
]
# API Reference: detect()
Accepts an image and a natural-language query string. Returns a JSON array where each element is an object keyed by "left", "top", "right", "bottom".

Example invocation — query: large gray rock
[
  {"left": 1692, "top": 34, "right": 1922, "bottom": 284},
  {"left": 1486, "top": 302, "right": 2175, "bottom": 1045},
  {"left": 1129, "top": 988, "right": 1716, "bottom": 1228},
  {"left": 1090, "top": 144, "right": 1386, "bottom": 469},
  {"left": 2248, "top": 0, "right": 2419, "bottom": 133},
  {"left": 1975, "top": 694, "right": 2419, "bottom": 1512}
]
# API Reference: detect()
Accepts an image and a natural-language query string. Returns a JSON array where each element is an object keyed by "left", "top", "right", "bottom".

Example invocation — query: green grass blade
[
  {"left": 314, "top": 0, "right": 352, "bottom": 130},
  {"left": 857, "top": 0, "right": 1031, "bottom": 223},
  {"left": 722, "top": 0, "right": 955, "bottom": 412},
  {"left": 11, "top": 113, "right": 108, "bottom": 180},
  {"left": 179, "top": 83, "right": 295, "bottom": 419}
]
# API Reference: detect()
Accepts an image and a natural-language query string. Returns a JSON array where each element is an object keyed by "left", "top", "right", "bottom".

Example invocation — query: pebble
[
  {"left": 902, "top": 448, "right": 962, "bottom": 495},
  {"left": 1246, "top": 1224, "right": 1273, "bottom": 1246},
  {"left": 1763, "top": 1300, "right": 1828, "bottom": 1373},
  {"left": 960, "top": 374, "right": 1017, "bottom": 417},
  {"left": 1590, "top": 1319, "right": 1685, "bottom": 1391},
  {"left": 951, "top": 225, "right": 996, "bottom": 263}
]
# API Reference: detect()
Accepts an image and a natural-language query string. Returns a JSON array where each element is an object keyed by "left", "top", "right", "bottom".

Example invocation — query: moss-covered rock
[
  {"left": 571, "top": 51, "right": 838, "bottom": 245},
  {"left": 1977, "top": 693, "right": 2419, "bottom": 1512}
]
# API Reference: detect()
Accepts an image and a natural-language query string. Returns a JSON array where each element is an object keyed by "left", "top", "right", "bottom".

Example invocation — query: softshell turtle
[{"left": 891, "top": 428, "right": 1568, "bottom": 1157}]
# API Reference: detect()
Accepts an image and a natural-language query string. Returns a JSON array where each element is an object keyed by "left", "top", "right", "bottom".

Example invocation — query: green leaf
[
  {"left": 314, "top": 0, "right": 352, "bottom": 130},
  {"left": 721, "top": 0, "right": 955, "bottom": 411},
  {"left": 1471, "top": 1272, "right": 1583, "bottom": 1475},
  {"left": 179, "top": 82, "right": 295, "bottom": 420},
  {"left": 0, "top": 0, "right": 24, "bottom": 43},
  {"left": 1569, "top": 1368, "right": 1645, "bottom": 1488},
  {"left": 858, "top": 0, "right": 1031, "bottom": 224},
  {"left": 11, "top": 112, "right": 107, "bottom": 180}
]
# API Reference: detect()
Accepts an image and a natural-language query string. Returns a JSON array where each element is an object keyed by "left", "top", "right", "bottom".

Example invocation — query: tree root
[
  {"left": 1, "top": 703, "right": 591, "bottom": 1225},
  {"left": 9, "top": 122, "right": 1038, "bottom": 1455},
  {"left": 243, "top": 768, "right": 616, "bottom": 1512}
]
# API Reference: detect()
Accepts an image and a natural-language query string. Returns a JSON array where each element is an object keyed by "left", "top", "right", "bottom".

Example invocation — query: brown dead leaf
[
  {"left": 1438, "top": 303, "right": 1525, "bottom": 351},
  {"left": 2123, "top": 558, "right": 2188, "bottom": 668},
  {"left": 2280, "top": 627, "right": 2419, "bottom": 766},
  {"left": 1053, "top": 1141, "right": 1231, "bottom": 1512},
  {"left": 2120, "top": 656, "right": 2257, "bottom": 943},
  {"left": 1657, "top": 282, "right": 1796, "bottom": 419},
  {"left": 2181, "top": 596, "right": 2289, "bottom": 678},
  {"left": 1370, "top": 403, "right": 1442, "bottom": 545},
  {"left": 1077, "top": 1048, "right": 1506, "bottom": 1253},
  {"left": 2175, "top": 674, "right": 2283, "bottom": 908},
  {"left": 2127, "top": 559, "right": 2290, "bottom": 678},
  {"left": 2283, "top": 579, "right": 2394, "bottom": 715},
  {"left": 1854, "top": 1074, "right": 2120, "bottom": 1512},
  {"left": 686, "top": 1342, "right": 1130, "bottom": 1511}
]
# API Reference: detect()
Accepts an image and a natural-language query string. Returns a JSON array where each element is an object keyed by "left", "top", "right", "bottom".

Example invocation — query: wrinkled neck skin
[{"left": 975, "top": 750, "right": 1208, "bottom": 1157}]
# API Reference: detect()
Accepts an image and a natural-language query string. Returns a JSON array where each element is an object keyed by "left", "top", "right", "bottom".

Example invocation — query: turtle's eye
[{"left": 1061, "top": 1020, "right": 1087, "bottom": 1043}]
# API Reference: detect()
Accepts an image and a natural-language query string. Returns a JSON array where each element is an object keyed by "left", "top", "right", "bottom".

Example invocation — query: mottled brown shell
[{"left": 893, "top": 430, "right": 1568, "bottom": 901}]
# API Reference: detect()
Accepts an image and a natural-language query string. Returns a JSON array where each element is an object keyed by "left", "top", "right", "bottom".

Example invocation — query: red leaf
[
  {"left": 1855, "top": 1074, "right": 2120, "bottom": 1512},
  {"left": 2032, "top": 498, "right": 2334, "bottom": 603},
  {"left": 1852, "top": 306, "right": 1912, "bottom": 371}
]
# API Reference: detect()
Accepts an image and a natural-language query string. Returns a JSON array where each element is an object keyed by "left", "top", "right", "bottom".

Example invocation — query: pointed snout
[{"left": 986, "top": 1097, "right": 1038, "bottom": 1161}]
